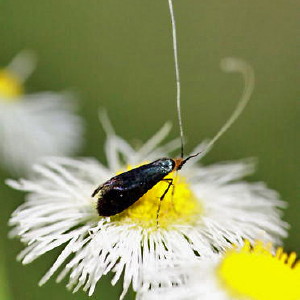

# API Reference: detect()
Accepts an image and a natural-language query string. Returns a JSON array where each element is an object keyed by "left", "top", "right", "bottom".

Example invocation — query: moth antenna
[
  {"left": 179, "top": 58, "right": 255, "bottom": 168},
  {"left": 167, "top": 0, "right": 184, "bottom": 159},
  {"left": 204, "top": 57, "right": 255, "bottom": 153}
]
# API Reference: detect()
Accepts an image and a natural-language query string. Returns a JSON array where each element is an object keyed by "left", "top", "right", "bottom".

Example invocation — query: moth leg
[
  {"left": 156, "top": 178, "right": 173, "bottom": 227},
  {"left": 170, "top": 181, "right": 178, "bottom": 214},
  {"left": 170, "top": 171, "right": 179, "bottom": 214}
]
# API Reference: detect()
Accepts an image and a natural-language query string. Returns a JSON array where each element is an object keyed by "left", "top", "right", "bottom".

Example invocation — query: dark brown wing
[{"left": 92, "top": 158, "right": 175, "bottom": 216}]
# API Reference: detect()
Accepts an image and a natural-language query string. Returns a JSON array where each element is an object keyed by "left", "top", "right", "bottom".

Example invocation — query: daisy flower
[
  {"left": 7, "top": 113, "right": 288, "bottom": 298},
  {"left": 0, "top": 51, "right": 83, "bottom": 174},
  {"left": 6, "top": 1, "right": 288, "bottom": 298},
  {"left": 139, "top": 240, "right": 300, "bottom": 300}
]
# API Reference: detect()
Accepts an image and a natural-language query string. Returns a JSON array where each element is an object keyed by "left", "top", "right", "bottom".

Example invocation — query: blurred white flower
[
  {"left": 0, "top": 51, "right": 83, "bottom": 174},
  {"left": 139, "top": 240, "right": 300, "bottom": 300},
  {"left": 8, "top": 119, "right": 288, "bottom": 298}
]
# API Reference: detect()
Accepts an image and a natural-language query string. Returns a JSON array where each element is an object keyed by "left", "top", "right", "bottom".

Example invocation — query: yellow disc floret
[
  {"left": 217, "top": 240, "right": 300, "bottom": 300},
  {"left": 0, "top": 69, "right": 23, "bottom": 100},
  {"left": 111, "top": 163, "right": 202, "bottom": 229}
]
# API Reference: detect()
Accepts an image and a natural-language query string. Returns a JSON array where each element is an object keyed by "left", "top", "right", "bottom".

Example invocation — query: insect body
[
  {"left": 91, "top": 0, "right": 253, "bottom": 221},
  {"left": 92, "top": 57, "right": 253, "bottom": 219},
  {"left": 92, "top": 158, "right": 185, "bottom": 216},
  {"left": 92, "top": 16, "right": 253, "bottom": 219}
]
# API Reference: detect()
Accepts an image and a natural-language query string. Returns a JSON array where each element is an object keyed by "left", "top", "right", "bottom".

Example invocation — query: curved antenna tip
[
  {"left": 220, "top": 57, "right": 241, "bottom": 72},
  {"left": 220, "top": 57, "right": 253, "bottom": 75},
  {"left": 198, "top": 57, "right": 255, "bottom": 159}
]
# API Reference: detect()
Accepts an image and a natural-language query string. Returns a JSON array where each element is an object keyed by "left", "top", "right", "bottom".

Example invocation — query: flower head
[
  {"left": 140, "top": 240, "right": 300, "bottom": 300},
  {"left": 8, "top": 120, "right": 288, "bottom": 298},
  {"left": 0, "top": 51, "right": 83, "bottom": 174}
]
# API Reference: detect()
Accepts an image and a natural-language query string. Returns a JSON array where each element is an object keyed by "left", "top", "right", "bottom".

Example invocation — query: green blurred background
[{"left": 0, "top": 0, "right": 299, "bottom": 299}]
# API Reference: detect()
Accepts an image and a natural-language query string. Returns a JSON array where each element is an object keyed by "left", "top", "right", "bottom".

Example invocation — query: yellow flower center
[
  {"left": 111, "top": 163, "right": 202, "bottom": 229},
  {"left": 0, "top": 69, "right": 23, "bottom": 100},
  {"left": 217, "top": 240, "right": 300, "bottom": 300}
]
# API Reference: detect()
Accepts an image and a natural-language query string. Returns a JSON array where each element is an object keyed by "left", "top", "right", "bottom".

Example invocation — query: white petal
[
  {"left": 0, "top": 93, "right": 83, "bottom": 174},
  {"left": 8, "top": 128, "right": 288, "bottom": 299}
]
